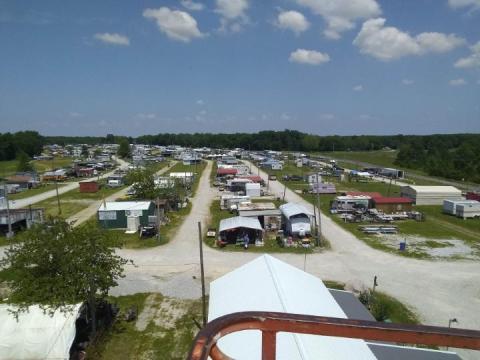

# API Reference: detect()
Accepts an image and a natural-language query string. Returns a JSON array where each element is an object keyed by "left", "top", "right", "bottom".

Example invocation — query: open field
[
  {"left": 0, "top": 160, "right": 20, "bottom": 177},
  {"left": 8, "top": 183, "right": 67, "bottom": 200},
  {"left": 35, "top": 182, "right": 127, "bottom": 219},
  {"left": 33, "top": 157, "right": 73, "bottom": 172},
  {"left": 317, "top": 150, "right": 400, "bottom": 169}
]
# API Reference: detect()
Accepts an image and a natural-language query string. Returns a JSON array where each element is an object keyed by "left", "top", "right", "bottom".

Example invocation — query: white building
[{"left": 401, "top": 186, "right": 463, "bottom": 205}]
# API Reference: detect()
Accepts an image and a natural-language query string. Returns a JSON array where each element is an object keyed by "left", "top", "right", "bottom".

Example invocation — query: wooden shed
[
  {"left": 79, "top": 181, "right": 99, "bottom": 193},
  {"left": 372, "top": 197, "right": 413, "bottom": 213}
]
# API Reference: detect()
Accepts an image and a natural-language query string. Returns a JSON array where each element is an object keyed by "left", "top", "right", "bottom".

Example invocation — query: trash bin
[{"left": 399, "top": 242, "right": 406, "bottom": 251}]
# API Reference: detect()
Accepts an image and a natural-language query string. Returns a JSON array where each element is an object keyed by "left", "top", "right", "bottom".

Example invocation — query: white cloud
[
  {"left": 353, "top": 85, "right": 363, "bottom": 91},
  {"left": 143, "top": 7, "right": 204, "bottom": 42},
  {"left": 276, "top": 10, "right": 310, "bottom": 35},
  {"left": 454, "top": 41, "right": 480, "bottom": 68},
  {"left": 449, "top": 78, "right": 467, "bottom": 86},
  {"left": 69, "top": 112, "right": 83, "bottom": 118},
  {"left": 448, "top": 0, "right": 480, "bottom": 9},
  {"left": 416, "top": 33, "right": 466, "bottom": 53},
  {"left": 215, "top": 0, "right": 249, "bottom": 32},
  {"left": 402, "top": 79, "right": 414, "bottom": 85},
  {"left": 359, "top": 114, "right": 372, "bottom": 119},
  {"left": 136, "top": 113, "right": 157, "bottom": 119},
  {"left": 353, "top": 18, "right": 465, "bottom": 61},
  {"left": 93, "top": 33, "right": 130, "bottom": 46},
  {"left": 297, "top": 0, "right": 381, "bottom": 39},
  {"left": 180, "top": 0, "right": 205, "bottom": 11},
  {"left": 196, "top": 99, "right": 205, "bottom": 105},
  {"left": 289, "top": 49, "right": 330, "bottom": 65}
]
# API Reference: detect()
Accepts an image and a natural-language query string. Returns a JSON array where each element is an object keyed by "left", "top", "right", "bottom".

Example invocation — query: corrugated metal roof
[
  {"left": 280, "top": 202, "right": 314, "bottom": 218},
  {"left": 218, "top": 216, "right": 263, "bottom": 232},
  {"left": 402, "top": 186, "right": 461, "bottom": 194},
  {"left": 98, "top": 201, "right": 152, "bottom": 211},
  {"left": 208, "top": 255, "right": 377, "bottom": 360}
]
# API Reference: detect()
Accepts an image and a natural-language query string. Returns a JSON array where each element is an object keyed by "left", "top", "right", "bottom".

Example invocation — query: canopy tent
[
  {"left": 209, "top": 255, "right": 376, "bottom": 359},
  {"left": 0, "top": 304, "right": 82, "bottom": 360},
  {"left": 218, "top": 216, "right": 262, "bottom": 233},
  {"left": 279, "top": 202, "right": 313, "bottom": 219}
]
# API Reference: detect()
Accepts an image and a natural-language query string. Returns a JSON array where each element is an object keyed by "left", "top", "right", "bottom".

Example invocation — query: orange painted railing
[{"left": 188, "top": 311, "right": 480, "bottom": 360}]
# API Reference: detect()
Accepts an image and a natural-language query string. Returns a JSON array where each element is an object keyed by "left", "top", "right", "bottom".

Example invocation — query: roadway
[{"left": 8, "top": 156, "right": 130, "bottom": 209}]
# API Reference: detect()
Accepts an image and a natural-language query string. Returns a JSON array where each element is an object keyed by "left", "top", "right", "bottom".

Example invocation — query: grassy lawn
[
  {"left": 86, "top": 293, "right": 203, "bottom": 360},
  {"left": 35, "top": 182, "right": 127, "bottom": 219},
  {"left": 33, "top": 157, "right": 73, "bottom": 172},
  {"left": 316, "top": 150, "right": 399, "bottom": 169},
  {"left": 0, "top": 160, "right": 20, "bottom": 177},
  {"left": 210, "top": 161, "right": 217, "bottom": 186},
  {"left": 8, "top": 183, "right": 67, "bottom": 200},
  {"left": 204, "top": 200, "right": 313, "bottom": 254}
]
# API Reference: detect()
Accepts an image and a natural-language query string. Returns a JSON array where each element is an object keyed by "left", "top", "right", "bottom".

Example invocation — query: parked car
[{"left": 268, "top": 174, "right": 277, "bottom": 181}]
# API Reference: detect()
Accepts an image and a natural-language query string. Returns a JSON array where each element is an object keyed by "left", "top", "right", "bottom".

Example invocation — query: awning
[{"left": 219, "top": 216, "right": 263, "bottom": 233}]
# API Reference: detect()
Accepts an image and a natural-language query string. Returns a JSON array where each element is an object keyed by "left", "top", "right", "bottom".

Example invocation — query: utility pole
[
  {"left": 387, "top": 177, "right": 392, "bottom": 197},
  {"left": 3, "top": 184, "right": 13, "bottom": 238},
  {"left": 315, "top": 173, "right": 321, "bottom": 247},
  {"left": 52, "top": 157, "right": 61, "bottom": 215},
  {"left": 156, "top": 197, "right": 161, "bottom": 242},
  {"left": 198, "top": 222, "right": 207, "bottom": 327},
  {"left": 282, "top": 182, "right": 287, "bottom": 202}
]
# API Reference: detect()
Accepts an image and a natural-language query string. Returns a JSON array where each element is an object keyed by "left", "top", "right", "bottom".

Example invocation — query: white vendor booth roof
[
  {"left": 0, "top": 303, "right": 82, "bottom": 360},
  {"left": 208, "top": 255, "right": 376, "bottom": 360},
  {"left": 219, "top": 216, "right": 263, "bottom": 233},
  {"left": 279, "top": 202, "right": 314, "bottom": 218}
]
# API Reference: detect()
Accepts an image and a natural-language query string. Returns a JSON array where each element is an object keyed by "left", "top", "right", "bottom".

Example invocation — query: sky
[{"left": 0, "top": 0, "right": 479, "bottom": 137}]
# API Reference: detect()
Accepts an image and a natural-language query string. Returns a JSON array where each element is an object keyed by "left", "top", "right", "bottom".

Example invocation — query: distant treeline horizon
[{"left": 1, "top": 130, "right": 479, "bottom": 182}]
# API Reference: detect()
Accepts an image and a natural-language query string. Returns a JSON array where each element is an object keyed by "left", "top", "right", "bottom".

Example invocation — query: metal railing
[{"left": 188, "top": 311, "right": 480, "bottom": 360}]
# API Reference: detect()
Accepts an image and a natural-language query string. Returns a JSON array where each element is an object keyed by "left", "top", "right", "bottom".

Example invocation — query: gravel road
[
  {"left": 9, "top": 156, "right": 130, "bottom": 209},
  {"left": 114, "top": 160, "right": 479, "bottom": 358}
]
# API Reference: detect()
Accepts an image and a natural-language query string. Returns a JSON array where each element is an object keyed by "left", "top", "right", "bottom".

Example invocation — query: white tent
[
  {"left": 279, "top": 202, "right": 314, "bottom": 219},
  {"left": 208, "top": 255, "right": 376, "bottom": 359},
  {"left": 0, "top": 303, "right": 82, "bottom": 360},
  {"left": 219, "top": 216, "right": 263, "bottom": 233}
]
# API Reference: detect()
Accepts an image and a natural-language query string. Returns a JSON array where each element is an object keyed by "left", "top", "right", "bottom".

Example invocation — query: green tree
[
  {"left": 81, "top": 144, "right": 89, "bottom": 157},
  {"left": 16, "top": 151, "right": 34, "bottom": 172},
  {"left": 0, "top": 220, "right": 127, "bottom": 336},
  {"left": 117, "top": 138, "right": 131, "bottom": 158}
]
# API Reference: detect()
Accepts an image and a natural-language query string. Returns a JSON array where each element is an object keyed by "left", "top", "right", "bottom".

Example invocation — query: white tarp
[
  {"left": 0, "top": 303, "right": 82, "bottom": 360},
  {"left": 209, "top": 255, "right": 376, "bottom": 360},
  {"left": 219, "top": 216, "right": 263, "bottom": 233},
  {"left": 279, "top": 202, "right": 314, "bottom": 219}
]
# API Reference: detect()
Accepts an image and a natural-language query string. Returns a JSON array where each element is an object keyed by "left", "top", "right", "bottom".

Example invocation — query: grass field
[
  {"left": 0, "top": 157, "right": 74, "bottom": 178},
  {"left": 35, "top": 182, "right": 127, "bottom": 219},
  {"left": 317, "top": 150, "right": 399, "bottom": 169},
  {"left": 8, "top": 183, "right": 67, "bottom": 200},
  {"left": 86, "top": 293, "right": 203, "bottom": 360}
]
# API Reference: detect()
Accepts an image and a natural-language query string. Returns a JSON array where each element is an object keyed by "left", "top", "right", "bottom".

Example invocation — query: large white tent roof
[
  {"left": 208, "top": 255, "right": 376, "bottom": 360},
  {"left": 219, "top": 216, "right": 263, "bottom": 233},
  {"left": 0, "top": 304, "right": 82, "bottom": 360},
  {"left": 279, "top": 202, "right": 314, "bottom": 218},
  {"left": 402, "top": 185, "right": 461, "bottom": 194}
]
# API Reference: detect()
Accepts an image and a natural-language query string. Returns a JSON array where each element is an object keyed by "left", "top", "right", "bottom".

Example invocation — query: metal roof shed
[
  {"left": 208, "top": 255, "right": 377, "bottom": 359},
  {"left": 279, "top": 202, "right": 313, "bottom": 219},
  {"left": 218, "top": 216, "right": 263, "bottom": 233}
]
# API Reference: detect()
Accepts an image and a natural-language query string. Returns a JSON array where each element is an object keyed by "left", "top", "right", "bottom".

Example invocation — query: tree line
[{"left": 2, "top": 130, "right": 479, "bottom": 182}]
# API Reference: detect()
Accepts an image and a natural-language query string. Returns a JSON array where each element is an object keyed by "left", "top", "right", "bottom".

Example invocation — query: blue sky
[{"left": 0, "top": 0, "right": 479, "bottom": 136}]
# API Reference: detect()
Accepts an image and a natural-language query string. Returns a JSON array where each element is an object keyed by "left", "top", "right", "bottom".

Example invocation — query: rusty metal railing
[{"left": 188, "top": 311, "right": 480, "bottom": 360}]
